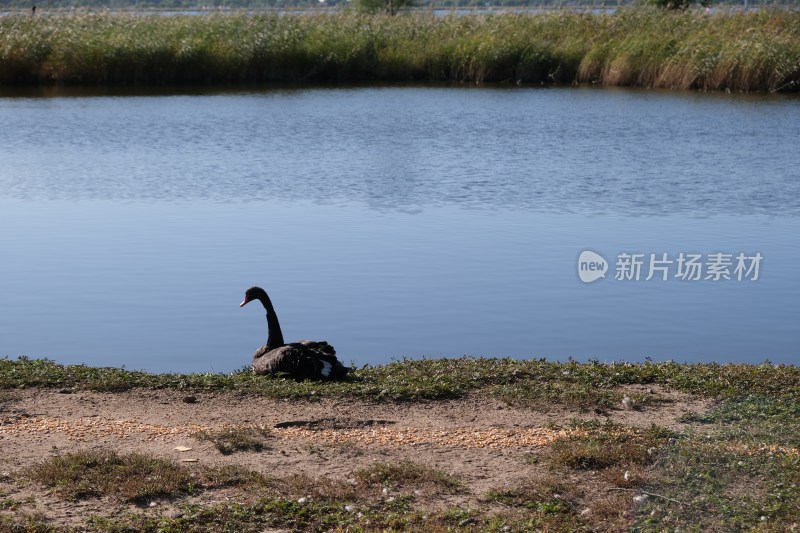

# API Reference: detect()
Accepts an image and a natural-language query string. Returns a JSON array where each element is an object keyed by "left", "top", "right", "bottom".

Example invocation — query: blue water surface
[{"left": 0, "top": 86, "right": 797, "bottom": 372}]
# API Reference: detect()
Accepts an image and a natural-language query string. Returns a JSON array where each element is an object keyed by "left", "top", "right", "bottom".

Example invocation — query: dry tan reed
[{"left": 1, "top": 10, "right": 798, "bottom": 91}]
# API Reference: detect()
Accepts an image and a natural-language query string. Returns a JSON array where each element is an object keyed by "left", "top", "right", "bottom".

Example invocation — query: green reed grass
[{"left": 1, "top": 9, "right": 799, "bottom": 91}]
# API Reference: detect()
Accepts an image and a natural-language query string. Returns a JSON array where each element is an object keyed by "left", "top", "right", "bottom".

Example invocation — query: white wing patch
[{"left": 320, "top": 360, "right": 332, "bottom": 378}]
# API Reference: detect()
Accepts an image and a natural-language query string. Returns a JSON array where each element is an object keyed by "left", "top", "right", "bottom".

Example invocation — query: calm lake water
[{"left": 1, "top": 86, "right": 798, "bottom": 373}]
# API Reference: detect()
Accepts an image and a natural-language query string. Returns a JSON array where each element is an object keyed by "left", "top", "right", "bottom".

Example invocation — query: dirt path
[{"left": 0, "top": 386, "right": 711, "bottom": 529}]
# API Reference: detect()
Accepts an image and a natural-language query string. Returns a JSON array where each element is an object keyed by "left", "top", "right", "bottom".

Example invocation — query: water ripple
[{"left": 1, "top": 87, "right": 799, "bottom": 216}]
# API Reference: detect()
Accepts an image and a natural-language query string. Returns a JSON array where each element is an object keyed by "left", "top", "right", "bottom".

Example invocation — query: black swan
[{"left": 240, "top": 286, "right": 349, "bottom": 380}]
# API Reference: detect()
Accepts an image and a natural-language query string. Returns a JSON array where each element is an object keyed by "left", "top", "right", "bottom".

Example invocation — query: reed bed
[{"left": 1, "top": 9, "right": 799, "bottom": 91}]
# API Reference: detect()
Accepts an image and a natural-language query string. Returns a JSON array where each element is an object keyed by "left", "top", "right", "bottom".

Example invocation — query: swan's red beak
[{"left": 240, "top": 296, "right": 250, "bottom": 307}]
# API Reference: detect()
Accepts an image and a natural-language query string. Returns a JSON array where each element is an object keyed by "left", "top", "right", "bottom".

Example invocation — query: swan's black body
[{"left": 240, "top": 286, "right": 349, "bottom": 380}]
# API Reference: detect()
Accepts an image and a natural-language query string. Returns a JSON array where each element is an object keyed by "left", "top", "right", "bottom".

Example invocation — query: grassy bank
[
  {"left": 3, "top": 355, "right": 800, "bottom": 403},
  {"left": 1, "top": 10, "right": 799, "bottom": 91},
  {"left": 2, "top": 356, "right": 800, "bottom": 531}
]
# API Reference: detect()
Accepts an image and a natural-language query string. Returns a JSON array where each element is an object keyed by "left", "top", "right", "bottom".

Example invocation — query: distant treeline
[
  {"left": 1, "top": 0, "right": 796, "bottom": 9},
  {"left": 1, "top": 10, "right": 799, "bottom": 92}
]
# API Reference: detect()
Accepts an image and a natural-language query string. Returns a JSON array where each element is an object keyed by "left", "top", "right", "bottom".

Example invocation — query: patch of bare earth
[{"left": 0, "top": 386, "right": 712, "bottom": 529}]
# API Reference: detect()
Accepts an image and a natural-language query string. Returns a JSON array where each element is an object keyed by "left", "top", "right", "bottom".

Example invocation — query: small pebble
[
  {"left": 297, "top": 497, "right": 307, "bottom": 504},
  {"left": 622, "top": 396, "right": 634, "bottom": 410}
]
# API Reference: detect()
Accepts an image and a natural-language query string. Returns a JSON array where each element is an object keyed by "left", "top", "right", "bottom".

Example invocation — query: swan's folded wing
[
  {"left": 295, "top": 340, "right": 336, "bottom": 356},
  {"left": 252, "top": 341, "right": 348, "bottom": 379},
  {"left": 252, "top": 345, "right": 299, "bottom": 375},
  {"left": 295, "top": 342, "right": 348, "bottom": 378}
]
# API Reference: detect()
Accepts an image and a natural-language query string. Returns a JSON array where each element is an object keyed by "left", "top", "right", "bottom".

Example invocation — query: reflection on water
[
  {"left": 2, "top": 87, "right": 799, "bottom": 215},
  {"left": 0, "top": 87, "right": 798, "bottom": 372}
]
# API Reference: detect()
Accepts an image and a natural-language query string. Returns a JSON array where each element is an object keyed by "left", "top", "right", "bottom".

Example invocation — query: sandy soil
[{"left": 0, "top": 386, "right": 712, "bottom": 529}]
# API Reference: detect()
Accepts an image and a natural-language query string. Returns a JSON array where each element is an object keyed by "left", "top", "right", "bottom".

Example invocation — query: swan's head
[{"left": 240, "top": 286, "right": 265, "bottom": 307}]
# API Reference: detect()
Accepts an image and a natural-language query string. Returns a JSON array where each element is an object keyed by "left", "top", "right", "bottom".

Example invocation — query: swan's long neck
[{"left": 257, "top": 292, "right": 285, "bottom": 350}]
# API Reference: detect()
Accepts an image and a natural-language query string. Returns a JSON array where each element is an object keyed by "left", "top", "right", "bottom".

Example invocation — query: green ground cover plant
[{"left": 3, "top": 355, "right": 800, "bottom": 404}]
